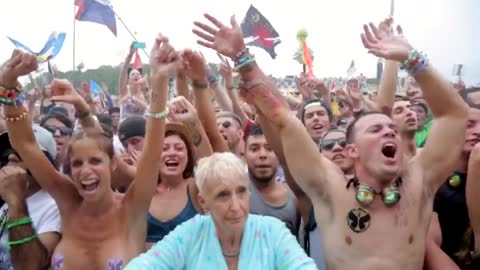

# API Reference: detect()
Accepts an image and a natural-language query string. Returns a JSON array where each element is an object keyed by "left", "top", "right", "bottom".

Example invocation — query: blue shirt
[{"left": 125, "top": 214, "right": 317, "bottom": 270}]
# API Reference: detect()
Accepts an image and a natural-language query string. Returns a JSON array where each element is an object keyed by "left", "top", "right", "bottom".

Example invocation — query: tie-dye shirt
[{"left": 125, "top": 214, "right": 317, "bottom": 270}]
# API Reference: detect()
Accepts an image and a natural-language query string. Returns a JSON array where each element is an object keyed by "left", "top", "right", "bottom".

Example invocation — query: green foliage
[{"left": 25, "top": 64, "right": 151, "bottom": 96}]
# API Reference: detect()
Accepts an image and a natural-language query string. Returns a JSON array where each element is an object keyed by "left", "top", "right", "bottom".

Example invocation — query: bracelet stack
[
  {"left": 6, "top": 217, "right": 37, "bottom": 250},
  {"left": 3, "top": 111, "right": 28, "bottom": 122},
  {"left": 400, "top": 50, "right": 430, "bottom": 76},
  {"left": 0, "top": 84, "right": 25, "bottom": 106},
  {"left": 233, "top": 48, "right": 256, "bottom": 72}
]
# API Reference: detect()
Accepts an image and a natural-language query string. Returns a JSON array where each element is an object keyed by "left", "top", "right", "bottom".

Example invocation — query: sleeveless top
[
  {"left": 40, "top": 98, "right": 55, "bottom": 115},
  {"left": 146, "top": 186, "right": 198, "bottom": 243},
  {"left": 248, "top": 181, "right": 300, "bottom": 236},
  {"left": 304, "top": 209, "right": 327, "bottom": 270}
]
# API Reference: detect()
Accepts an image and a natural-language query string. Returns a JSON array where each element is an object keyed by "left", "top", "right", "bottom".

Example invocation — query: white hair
[{"left": 195, "top": 152, "right": 248, "bottom": 196}]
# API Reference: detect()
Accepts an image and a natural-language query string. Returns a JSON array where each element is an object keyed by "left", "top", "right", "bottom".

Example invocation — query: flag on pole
[
  {"left": 133, "top": 50, "right": 142, "bottom": 70},
  {"left": 75, "top": 0, "right": 117, "bottom": 36},
  {"left": 241, "top": 5, "right": 281, "bottom": 59},
  {"left": 47, "top": 61, "right": 58, "bottom": 77},
  {"left": 347, "top": 60, "right": 356, "bottom": 77},
  {"left": 8, "top": 32, "right": 66, "bottom": 63},
  {"left": 297, "top": 30, "right": 314, "bottom": 77}
]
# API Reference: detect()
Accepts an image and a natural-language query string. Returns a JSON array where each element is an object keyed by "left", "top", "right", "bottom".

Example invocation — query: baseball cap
[
  {"left": 0, "top": 125, "right": 57, "bottom": 163},
  {"left": 118, "top": 116, "right": 146, "bottom": 144}
]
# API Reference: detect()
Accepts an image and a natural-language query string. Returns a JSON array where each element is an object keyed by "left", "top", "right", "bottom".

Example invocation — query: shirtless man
[{"left": 193, "top": 15, "right": 468, "bottom": 269}]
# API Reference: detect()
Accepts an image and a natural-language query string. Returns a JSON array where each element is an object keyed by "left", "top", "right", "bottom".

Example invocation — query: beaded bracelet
[
  {"left": 0, "top": 87, "right": 26, "bottom": 106},
  {"left": 7, "top": 234, "right": 37, "bottom": 250},
  {"left": 145, "top": 107, "right": 169, "bottom": 119},
  {"left": 400, "top": 50, "right": 430, "bottom": 76},
  {"left": 7, "top": 217, "right": 32, "bottom": 229},
  {"left": 3, "top": 111, "right": 28, "bottom": 122}
]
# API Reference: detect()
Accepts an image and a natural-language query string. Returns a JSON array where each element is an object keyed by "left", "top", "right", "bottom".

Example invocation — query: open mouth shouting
[
  {"left": 381, "top": 142, "right": 398, "bottom": 163},
  {"left": 80, "top": 178, "right": 99, "bottom": 193}
]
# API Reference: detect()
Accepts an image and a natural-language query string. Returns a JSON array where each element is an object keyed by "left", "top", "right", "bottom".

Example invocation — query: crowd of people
[{"left": 0, "top": 14, "right": 478, "bottom": 270}]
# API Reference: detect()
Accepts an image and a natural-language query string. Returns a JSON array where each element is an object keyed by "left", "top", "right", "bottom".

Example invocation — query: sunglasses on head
[
  {"left": 320, "top": 138, "right": 347, "bottom": 151},
  {"left": 44, "top": 125, "right": 73, "bottom": 136},
  {"left": 220, "top": 121, "right": 232, "bottom": 129}
]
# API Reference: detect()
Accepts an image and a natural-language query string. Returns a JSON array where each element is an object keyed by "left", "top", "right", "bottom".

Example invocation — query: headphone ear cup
[
  {"left": 382, "top": 185, "right": 401, "bottom": 206},
  {"left": 356, "top": 184, "right": 376, "bottom": 207}
]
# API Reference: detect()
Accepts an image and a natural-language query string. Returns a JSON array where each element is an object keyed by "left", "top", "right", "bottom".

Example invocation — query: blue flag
[{"left": 7, "top": 32, "right": 66, "bottom": 63}]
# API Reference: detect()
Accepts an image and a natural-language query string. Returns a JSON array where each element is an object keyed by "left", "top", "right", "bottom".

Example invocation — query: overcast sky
[{"left": 0, "top": 0, "right": 478, "bottom": 85}]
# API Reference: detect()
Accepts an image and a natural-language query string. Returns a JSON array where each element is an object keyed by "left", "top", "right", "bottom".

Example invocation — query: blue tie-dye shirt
[{"left": 125, "top": 214, "right": 317, "bottom": 270}]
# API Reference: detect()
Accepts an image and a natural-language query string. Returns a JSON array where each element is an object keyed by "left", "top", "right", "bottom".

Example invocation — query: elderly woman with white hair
[{"left": 125, "top": 152, "right": 317, "bottom": 270}]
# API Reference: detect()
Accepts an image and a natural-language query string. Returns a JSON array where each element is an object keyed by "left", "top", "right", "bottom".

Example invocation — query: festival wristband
[
  {"left": 400, "top": 50, "right": 429, "bottom": 76},
  {"left": 0, "top": 84, "right": 26, "bottom": 106},
  {"left": 7, "top": 234, "right": 37, "bottom": 250},
  {"left": 7, "top": 217, "right": 32, "bottom": 230},
  {"left": 145, "top": 107, "right": 169, "bottom": 119},
  {"left": 234, "top": 48, "right": 249, "bottom": 62}
]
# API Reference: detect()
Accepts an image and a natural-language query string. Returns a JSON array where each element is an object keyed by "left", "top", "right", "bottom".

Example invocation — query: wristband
[
  {"left": 0, "top": 84, "right": 26, "bottom": 106},
  {"left": 400, "top": 50, "right": 429, "bottom": 76},
  {"left": 7, "top": 234, "right": 37, "bottom": 250},
  {"left": 7, "top": 217, "right": 32, "bottom": 230},
  {"left": 145, "top": 107, "right": 169, "bottom": 119},
  {"left": 234, "top": 48, "right": 249, "bottom": 62}
]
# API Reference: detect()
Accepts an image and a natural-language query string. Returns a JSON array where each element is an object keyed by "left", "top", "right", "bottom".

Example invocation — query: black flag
[{"left": 241, "top": 5, "right": 281, "bottom": 59}]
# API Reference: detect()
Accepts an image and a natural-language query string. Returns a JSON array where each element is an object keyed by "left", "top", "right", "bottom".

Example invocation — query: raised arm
[
  {"left": 50, "top": 79, "right": 102, "bottom": 131},
  {"left": 167, "top": 96, "right": 213, "bottom": 159},
  {"left": 182, "top": 49, "right": 229, "bottom": 153},
  {"left": 1, "top": 50, "right": 78, "bottom": 207},
  {"left": 119, "top": 44, "right": 136, "bottom": 98},
  {"left": 467, "top": 143, "right": 480, "bottom": 251},
  {"left": 361, "top": 20, "right": 468, "bottom": 191},
  {"left": 125, "top": 35, "right": 175, "bottom": 221},
  {"left": 175, "top": 66, "right": 193, "bottom": 102},
  {"left": 193, "top": 14, "right": 336, "bottom": 200},
  {"left": 218, "top": 56, "right": 251, "bottom": 127}
]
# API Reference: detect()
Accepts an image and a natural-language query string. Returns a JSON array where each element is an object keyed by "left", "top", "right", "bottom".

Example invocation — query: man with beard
[
  {"left": 216, "top": 111, "right": 244, "bottom": 157},
  {"left": 245, "top": 124, "right": 299, "bottom": 236}
]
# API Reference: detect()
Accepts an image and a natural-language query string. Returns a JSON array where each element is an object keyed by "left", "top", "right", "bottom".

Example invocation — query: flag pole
[
  {"left": 73, "top": 1, "right": 76, "bottom": 72},
  {"left": 114, "top": 11, "right": 149, "bottom": 58}
]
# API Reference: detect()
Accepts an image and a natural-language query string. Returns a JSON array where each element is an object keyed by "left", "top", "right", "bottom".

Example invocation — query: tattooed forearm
[{"left": 186, "top": 122, "right": 202, "bottom": 146}]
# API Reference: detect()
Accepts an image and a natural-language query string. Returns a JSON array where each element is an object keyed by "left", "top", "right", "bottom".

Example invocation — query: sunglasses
[
  {"left": 220, "top": 121, "right": 232, "bottom": 129},
  {"left": 44, "top": 125, "right": 73, "bottom": 136},
  {"left": 320, "top": 138, "right": 347, "bottom": 151}
]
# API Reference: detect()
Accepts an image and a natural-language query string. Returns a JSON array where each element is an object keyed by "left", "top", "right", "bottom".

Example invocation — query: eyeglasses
[
  {"left": 44, "top": 125, "right": 73, "bottom": 136},
  {"left": 220, "top": 121, "right": 232, "bottom": 129},
  {"left": 320, "top": 138, "right": 347, "bottom": 151}
]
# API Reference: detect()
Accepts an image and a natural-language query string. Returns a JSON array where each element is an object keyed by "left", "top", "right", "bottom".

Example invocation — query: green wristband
[
  {"left": 7, "top": 234, "right": 37, "bottom": 250},
  {"left": 7, "top": 217, "right": 32, "bottom": 230}
]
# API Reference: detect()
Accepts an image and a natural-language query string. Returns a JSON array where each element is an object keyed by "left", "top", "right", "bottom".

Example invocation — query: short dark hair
[
  {"left": 247, "top": 123, "right": 264, "bottom": 138},
  {"left": 109, "top": 107, "right": 120, "bottom": 115},
  {"left": 346, "top": 111, "right": 386, "bottom": 143},
  {"left": 298, "top": 99, "right": 333, "bottom": 124},
  {"left": 97, "top": 114, "right": 112, "bottom": 127},
  {"left": 40, "top": 111, "right": 74, "bottom": 129}
]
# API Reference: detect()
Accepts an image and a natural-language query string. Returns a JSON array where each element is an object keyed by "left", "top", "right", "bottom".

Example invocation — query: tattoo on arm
[
  {"left": 186, "top": 122, "right": 202, "bottom": 146},
  {"left": 151, "top": 92, "right": 158, "bottom": 103}
]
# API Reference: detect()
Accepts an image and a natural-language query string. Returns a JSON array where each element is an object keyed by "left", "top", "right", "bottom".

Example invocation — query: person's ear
[{"left": 345, "top": 144, "right": 359, "bottom": 159}]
